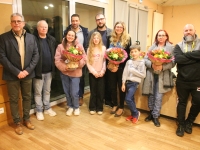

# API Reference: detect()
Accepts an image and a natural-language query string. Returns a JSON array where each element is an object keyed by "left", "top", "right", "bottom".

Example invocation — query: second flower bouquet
[{"left": 62, "top": 46, "right": 83, "bottom": 69}]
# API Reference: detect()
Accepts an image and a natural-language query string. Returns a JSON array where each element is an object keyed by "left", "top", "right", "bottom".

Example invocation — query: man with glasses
[
  {"left": 0, "top": 13, "right": 39, "bottom": 135},
  {"left": 88, "top": 13, "right": 113, "bottom": 108},
  {"left": 63, "top": 14, "right": 88, "bottom": 106},
  {"left": 33, "top": 20, "right": 57, "bottom": 121},
  {"left": 174, "top": 24, "right": 200, "bottom": 137}
]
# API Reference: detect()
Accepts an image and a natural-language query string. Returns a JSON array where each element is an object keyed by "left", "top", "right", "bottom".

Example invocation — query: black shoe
[
  {"left": 105, "top": 101, "right": 113, "bottom": 108},
  {"left": 176, "top": 124, "right": 185, "bottom": 137},
  {"left": 145, "top": 111, "right": 152, "bottom": 122},
  {"left": 185, "top": 121, "right": 192, "bottom": 134},
  {"left": 152, "top": 118, "right": 160, "bottom": 127}
]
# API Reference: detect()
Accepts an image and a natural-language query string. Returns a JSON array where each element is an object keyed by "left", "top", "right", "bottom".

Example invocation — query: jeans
[
  {"left": 148, "top": 75, "right": 163, "bottom": 118},
  {"left": 79, "top": 66, "right": 86, "bottom": 98},
  {"left": 33, "top": 72, "right": 52, "bottom": 112},
  {"left": 60, "top": 72, "right": 80, "bottom": 109},
  {"left": 125, "top": 81, "right": 139, "bottom": 117},
  {"left": 7, "top": 79, "right": 32, "bottom": 124},
  {"left": 176, "top": 80, "right": 200, "bottom": 125},
  {"left": 89, "top": 73, "right": 104, "bottom": 111}
]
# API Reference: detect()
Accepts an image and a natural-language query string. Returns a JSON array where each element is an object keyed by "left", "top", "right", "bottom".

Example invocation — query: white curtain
[
  {"left": 114, "top": 0, "right": 128, "bottom": 27},
  {"left": 129, "top": 6, "right": 138, "bottom": 45},
  {"left": 152, "top": 12, "right": 163, "bottom": 44}
]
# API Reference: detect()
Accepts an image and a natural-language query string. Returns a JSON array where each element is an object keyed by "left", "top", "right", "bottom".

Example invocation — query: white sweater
[{"left": 122, "top": 59, "right": 146, "bottom": 84}]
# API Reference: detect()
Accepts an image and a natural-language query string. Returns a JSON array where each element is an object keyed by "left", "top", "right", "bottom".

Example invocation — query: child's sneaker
[
  {"left": 66, "top": 107, "right": 73, "bottom": 116},
  {"left": 126, "top": 116, "right": 133, "bottom": 121},
  {"left": 97, "top": 111, "right": 103, "bottom": 115},
  {"left": 74, "top": 108, "right": 80, "bottom": 116},
  {"left": 90, "top": 111, "right": 96, "bottom": 115},
  {"left": 132, "top": 111, "right": 140, "bottom": 124}
]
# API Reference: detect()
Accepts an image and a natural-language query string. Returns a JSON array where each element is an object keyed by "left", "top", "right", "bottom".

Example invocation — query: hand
[
  {"left": 121, "top": 84, "right": 125, "bottom": 92},
  {"left": 22, "top": 70, "right": 29, "bottom": 76},
  {"left": 152, "top": 64, "right": 162, "bottom": 71},
  {"left": 93, "top": 73, "right": 99, "bottom": 78},
  {"left": 17, "top": 71, "right": 26, "bottom": 79},
  {"left": 107, "top": 63, "right": 119, "bottom": 72}
]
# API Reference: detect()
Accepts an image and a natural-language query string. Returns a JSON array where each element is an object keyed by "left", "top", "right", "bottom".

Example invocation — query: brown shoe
[
  {"left": 15, "top": 122, "right": 23, "bottom": 135},
  {"left": 79, "top": 97, "right": 83, "bottom": 106},
  {"left": 24, "top": 120, "right": 35, "bottom": 130}
]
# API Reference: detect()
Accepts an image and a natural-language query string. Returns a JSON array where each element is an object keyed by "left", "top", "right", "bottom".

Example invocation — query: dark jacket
[
  {"left": 174, "top": 44, "right": 200, "bottom": 82},
  {"left": 63, "top": 25, "right": 88, "bottom": 51},
  {"left": 0, "top": 30, "right": 39, "bottom": 80},
  {"left": 34, "top": 31, "right": 57, "bottom": 79},
  {"left": 106, "top": 35, "right": 132, "bottom": 69}
]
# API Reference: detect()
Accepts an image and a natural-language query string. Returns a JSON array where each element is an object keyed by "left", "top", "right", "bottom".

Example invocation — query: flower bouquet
[
  {"left": 139, "top": 51, "right": 146, "bottom": 59},
  {"left": 62, "top": 46, "right": 83, "bottom": 69},
  {"left": 147, "top": 49, "right": 174, "bottom": 65},
  {"left": 105, "top": 47, "right": 128, "bottom": 72}
]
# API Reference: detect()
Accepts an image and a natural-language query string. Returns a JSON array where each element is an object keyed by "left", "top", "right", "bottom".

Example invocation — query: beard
[
  {"left": 97, "top": 23, "right": 105, "bottom": 29},
  {"left": 184, "top": 35, "right": 195, "bottom": 42}
]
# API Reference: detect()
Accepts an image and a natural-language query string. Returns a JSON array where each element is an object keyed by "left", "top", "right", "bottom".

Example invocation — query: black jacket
[
  {"left": 174, "top": 44, "right": 200, "bottom": 82},
  {"left": 0, "top": 30, "right": 39, "bottom": 80},
  {"left": 63, "top": 25, "right": 88, "bottom": 51},
  {"left": 34, "top": 32, "right": 57, "bottom": 79}
]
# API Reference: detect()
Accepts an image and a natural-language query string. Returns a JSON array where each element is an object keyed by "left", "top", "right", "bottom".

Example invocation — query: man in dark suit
[{"left": 0, "top": 13, "right": 39, "bottom": 135}]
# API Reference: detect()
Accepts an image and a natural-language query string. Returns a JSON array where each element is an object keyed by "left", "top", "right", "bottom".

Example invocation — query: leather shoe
[
  {"left": 110, "top": 106, "right": 117, "bottom": 114},
  {"left": 145, "top": 110, "right": 152, "bottom": 122},
  {"left": 114, "top": 109, "right": 124, "bottom": 117},
  {"left": 152, "top": 118, "right": 160, "bottom": 127},
  {"left": 15, "top": 122, "right": 23, "bottom": 135},
  {"left": 79, "top": 97, "right": 83, "bottom": 106},
  {"left": 24, "top": 120, "right": 35, "bottom": 130}
]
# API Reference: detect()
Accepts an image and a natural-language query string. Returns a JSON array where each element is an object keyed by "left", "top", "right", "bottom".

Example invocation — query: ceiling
[{"left": 149, "top": 0, "right": 200, "bottom": 6}]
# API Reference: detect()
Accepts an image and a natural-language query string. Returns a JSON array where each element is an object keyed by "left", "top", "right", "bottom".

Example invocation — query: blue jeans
[
  {"left": 125, "top": 81, "right": 139, "bottom": 118},
  {"left": 60, "top": 72, "right": 80, "bottom": 109},
  {"left": 148, "top": 75, "right": 163, "bottom": 118},
  {"left": 33, "top": 72, "right": 52, "bottom": 112}
]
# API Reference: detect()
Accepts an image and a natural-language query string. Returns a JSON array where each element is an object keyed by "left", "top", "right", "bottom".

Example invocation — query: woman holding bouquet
[
  {"left": 55, "top": 29, "right": 86, "bottom": 116},
  {"left": 142, "top": 30, "right": 175, "bottom": 127},
  {"left": 106, "top": 21, "right": 131, "bottom": 117}
]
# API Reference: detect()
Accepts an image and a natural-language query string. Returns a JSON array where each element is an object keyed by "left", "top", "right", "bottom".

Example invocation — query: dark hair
[
  {"left": 154, "top": 29, "right": 173, "bottom": 45},
  {"left": 71, "top": 14, "right": 80, "bottom": 20},
  {"left": 62, "top": 29, "right": 77, "bottom": 48},
  {"left": 130, "top": 41, "right": 141, "bottom": 51}
]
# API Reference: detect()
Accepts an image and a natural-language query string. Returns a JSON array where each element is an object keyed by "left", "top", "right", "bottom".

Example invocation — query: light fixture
[
  {"left": 49, "top": 4, "right": 54, "bottom": 7},
  {"left": 44, "top": 6, "right": 48, "bottom": 9},
  {"left": 139, "top": 0, "right": 143, "bottom": 3}
]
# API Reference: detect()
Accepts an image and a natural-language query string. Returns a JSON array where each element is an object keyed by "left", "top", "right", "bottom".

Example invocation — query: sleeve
[
  {"left": 77, "top": 44, "right": 86, "bottom": 69},
  {"left": 132, "top": 61, "right": 146, "bottom": 78},
  {"left": 122, "top": 61, "right": 129, "bottom": 84},
  {"left": 54, "top": 45, "right": 67, "bottom": 72},
  {"left": 173, "top": 44, "right": 197, "bottom": 64}
]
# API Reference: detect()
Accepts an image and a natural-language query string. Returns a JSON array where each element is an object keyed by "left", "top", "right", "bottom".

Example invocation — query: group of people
[{"left": 0, "top": 13, "right": 199, "bottom": 138}]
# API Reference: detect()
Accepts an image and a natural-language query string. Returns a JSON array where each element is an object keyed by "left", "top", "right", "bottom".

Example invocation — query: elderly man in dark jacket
[{"left": 0, "top": 13, "right": 39, "bottom": 135}]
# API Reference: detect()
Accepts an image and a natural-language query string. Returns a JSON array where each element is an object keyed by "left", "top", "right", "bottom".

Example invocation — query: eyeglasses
[
  {"left": 158, "top": 35, "right": 166, "bottom": 37},
  {"left": 116, "top": 26, "right": 123, "bottom": 29},
  {"left": 11, "top": 20, "right": 23, "bottom": 24},
  {"left": 96, "top": 18, "right": 105, "bottom": 22}
]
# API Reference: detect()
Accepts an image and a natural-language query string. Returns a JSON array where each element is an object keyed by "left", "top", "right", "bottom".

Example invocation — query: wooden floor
[{"left": 1, "top": 93, "right": 200, "bottom": 150}]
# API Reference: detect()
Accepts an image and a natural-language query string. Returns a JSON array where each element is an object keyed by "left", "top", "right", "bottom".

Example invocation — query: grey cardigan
[{"left": 142, "top": 42, "right": 175, "bottom": 95}]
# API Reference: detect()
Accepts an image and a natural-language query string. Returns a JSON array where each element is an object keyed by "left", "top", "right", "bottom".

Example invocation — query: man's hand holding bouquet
[
  {"left": 62, "top": 46, "right": 83, "bottom": 70},
  {"left": 105, "top": 47, "right": 128, "bottom": 72},
  {"left": 147, "top": 49, "right": 174, "bottom": 73}
]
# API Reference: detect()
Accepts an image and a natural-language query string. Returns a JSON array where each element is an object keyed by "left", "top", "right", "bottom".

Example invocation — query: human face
[
  {"left": 157, "top": 31, "right": 167, "bottom": 44},
  {"left": 37, "top": 21, "right": 48, "bottom": 37},
  {"left": 71, "top": 16, "right": 80, "bottom": 30},
  {"left": 66, "top": 31, "right": 76, "bottom": 43},
  {"left": 115, "top": 23, "right": 124, "bottom": 36},
  {"left": 10, "top": 15, "right": 25, "bottom": 35},
  {"left": 183, "top": 24, "right": 195, "bottom": 37},
  {"left": 93, "top": 35, "right": 100, "bottom": 45},
  {"left": 96, "top": 14, "right": 106, "bottom": 29},
  {"left": 130, "top": 48, "right": 140, "bottom": 60}
]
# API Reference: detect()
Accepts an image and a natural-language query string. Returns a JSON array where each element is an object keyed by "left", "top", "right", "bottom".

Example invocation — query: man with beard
[
  {"left": 63, "top": 14, "right": 88, "bottom": 106},
  {"left": 88, "top": 13, "right": 113, "bottom": 108},
  {"left": 174, "top": 24, "right": 200, "bottom": 137}
]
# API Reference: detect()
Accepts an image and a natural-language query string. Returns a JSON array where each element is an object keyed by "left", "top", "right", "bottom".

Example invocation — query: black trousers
[
  {"left": 89, "top": 73, "right": 104, "bottom": 111},
  {"left": 176, "top": 80, "right": 200, "bottom": 125},
  {"left": 107, "top": 68, "right": 125, "bottom": 109}
]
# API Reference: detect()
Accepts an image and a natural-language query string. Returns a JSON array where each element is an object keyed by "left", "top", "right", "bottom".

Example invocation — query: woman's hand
[
  {"left": 121, "top": 83, "right": 126, "bottom": 92},
  {"left": 152, "top": 63, "right": 162, "bottom": 71}
]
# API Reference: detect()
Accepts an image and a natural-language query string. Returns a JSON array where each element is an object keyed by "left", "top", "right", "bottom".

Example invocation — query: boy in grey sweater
[{"left": 122, "top": 43, "right": 146, "bottom": 123}]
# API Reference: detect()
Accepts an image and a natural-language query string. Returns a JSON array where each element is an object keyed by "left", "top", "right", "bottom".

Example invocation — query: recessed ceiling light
[
  {"left": 44, "top": 6, "right": 48, "bottom": 9},
  {"left": 49, "top": 4, "right": 54, "bottom": 7}
]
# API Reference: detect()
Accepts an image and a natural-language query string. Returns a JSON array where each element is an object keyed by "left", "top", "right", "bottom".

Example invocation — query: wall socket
[{"left": 0, "top": 108, "right": 4, "bottom": 114}]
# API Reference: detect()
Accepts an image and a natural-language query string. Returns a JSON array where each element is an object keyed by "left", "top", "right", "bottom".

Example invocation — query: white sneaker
[
  {"left": 74, "top": 108, "right": 80, "bottom": 116},
  {"left": 44, "top": 108, "right": 57, "bottom": 117},
  {"left": 90, "top": 111, "right": 96, "bottom": 115},
  {"left": 97, "top": 111, "right": 103, "bottom": 115},
  {"left": 36, "top": 112, "right": 44, "bottom": 121},
  {"left": 66, "top": 107, "right": 74, "bottom": 116}
]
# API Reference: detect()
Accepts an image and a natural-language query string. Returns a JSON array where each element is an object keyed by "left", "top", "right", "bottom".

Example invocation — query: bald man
[
  {"left": 174, "top": 24, "right": 200, "bottom": 137},
  {"left": 33, "top": 20, "right": 57, "bottom": 121}
]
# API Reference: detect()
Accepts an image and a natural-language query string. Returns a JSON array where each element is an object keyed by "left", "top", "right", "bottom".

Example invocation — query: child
[
  {"left": 121, "top": 43, "right": 146, "bottom": 123},
  {"left": 87, "top": 32, "right": 106, "bottom": 115}
]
